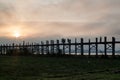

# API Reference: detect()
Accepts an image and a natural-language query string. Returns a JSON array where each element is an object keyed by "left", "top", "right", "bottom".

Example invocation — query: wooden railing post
[
  {"left": 75, "top": 38, "right": 77, "bottom": 55},
  {"left": 11, "top": 43, "right": 15, "bottom": 55},
  {"left": 104, "top": 37, "right": 107, "bottom": 57},
  {"left": 41, "top": 41, "right": 44, "bottom": 55},
  {"left": 18, "top": 43, "right": 21, "bottom": 54},
  {"left": 100, "top": 37, "right": 102, "bottom": 43},
  {"left": 8, "top": 44, "right": 11, "bottom": 55},
  {"left": 81, "top": 38, "right": 84, "bottom": 56},
  {"left": 56, "top": 40, "right": 60, "bottom": 55},
  {"left": 62, "top": 38, "right": 66, "bottom": 55},
  {"left": 53, "top": 40, "right": 55, "bottom": 54},
  {"left": 112, "top": 37, "right": 115, "bottom": 57},
  {"left": 50, "top": 40, "right": 55, "bottom": 54},
  {"left": 31, "top": 43, "right": 34, "bottom": 54},
  {"left": 96, "top": 38, "right": 98, "bottom": 57},
  {"left": 3, "top": 44, "right": 5, "bottom": 55},
  {"left": 67, "top": 39, "right": 71, "bottom": 55},
  {"left": 0, "top": 45, "right": 2, "bottom": 55},
  {"left": 46, "top": 40, "right": 49, "bottom": 55},
  {"left": 5, "top": 44, "right": 8, "bottom": 55},
  {"left": 88, "top": 39, "right": 91, "bottom": 57}
]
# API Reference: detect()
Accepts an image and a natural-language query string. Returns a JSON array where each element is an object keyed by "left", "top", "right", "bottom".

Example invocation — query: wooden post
[
  {"left": 33, "top": 43, "right": 36, "bottom": 55},
  {"left": 12, "top": 43, "right": 15, "bottom": 55},
  {"left": 96, "top": 38, "right": 98, "bottom": 57},
  {"left": 35, "top": 43, "right": 39, "bottom": 55},
  {"left": 5, "top": 44, "right": 8, "bottom": 55},
  {"left": 38, "top": 43, "right": 40, "bottom": 55},
  {"left": 3, "top": 44, "right": 5, "bottom": 55},
  {"left": 56, "top": 40, "right": 60, "bottom": 55},
  {"left": 81, "top": 38, "right": 84, "bottom": 56},
  {"left": 50, "top": 40, "right": 54, "bottom": 54},
  {"left": 0, "top": 45, "right": 2, "bottom": 55},
  {"left": 112, "top": 37, "right": 115, "bottom": 57},
  {"left": 100, "top": 37, "right": 102, "bottom": 43},
  {"left": 12, "top": 43, "right": 15, "bottom": 49},
  {"left": 46, "top": 40, "right": 49, "bottom": 55},
  {"left": 8, "top": 44, "right": 11, "bottom": 55},
  {"left": 23, "top": 41, "right": 25, "bottom": 47},
  {"left": 104, "top": 37, "right": 107, "bottom": 57},
  {"left": 53, "top": 40, "right": 55, "bottom": 54},
  {"left": 22, "top": 41, "right": 25, "bottom": 54},
  {"left": 41, "top": 41, "right": 44, "bottom": 55},
  {"left": 19, "top": 43, "right": 21, "bottom": 54},
  {"left": 67, "top": 39, "right": 71, "bottom": 55},
  {"left": 2, "top": 44, "right": 5, "bottom": 54},
  {"left": 75, "top": 38, "right": 77, "bottom": 55},
  {"left": 62, "top": 38, "right": 66, "bottom": 55},
  {"left": 3, "top": 44, "right": 5, "bottom": 54},
  {"left": 31, "top": 43, "right": 34, "bottom": 54},
  {"left": 88, "top": 39, "right": 91, "bottom": 57},
  {"left": 50, "top": 40, "right": 52, "bottom": 54}
]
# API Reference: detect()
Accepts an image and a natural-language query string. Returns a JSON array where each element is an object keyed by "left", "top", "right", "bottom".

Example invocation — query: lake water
[{"left": 33, "top": 52, "right": 120, "bottom": 56}]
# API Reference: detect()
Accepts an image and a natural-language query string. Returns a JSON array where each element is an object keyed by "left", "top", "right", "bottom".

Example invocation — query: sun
[{"left": 14, "top": 31, "right": 21, "bottom": 38}]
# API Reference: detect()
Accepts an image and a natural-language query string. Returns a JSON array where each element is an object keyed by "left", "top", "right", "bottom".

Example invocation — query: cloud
[
  {"left": 0, "top": 0, "right": 120, "bottom": 44},
  {"left": 0, "top": 1, "right": 16, "bottom": 24}
]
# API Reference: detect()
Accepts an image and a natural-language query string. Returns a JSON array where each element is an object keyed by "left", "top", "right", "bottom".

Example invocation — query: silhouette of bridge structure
[{"left": 0, "top": 37, "right": 120, "bottom": 57}]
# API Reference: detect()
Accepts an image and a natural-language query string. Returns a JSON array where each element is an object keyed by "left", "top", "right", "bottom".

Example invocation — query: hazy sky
[{"left": 0, "top": 0, "right": 120, "bottom": 43}]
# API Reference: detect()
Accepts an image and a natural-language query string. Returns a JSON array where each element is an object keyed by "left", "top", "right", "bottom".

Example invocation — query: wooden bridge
[{"left": 0, "top": 37, "right": 120, "bottom": 57}]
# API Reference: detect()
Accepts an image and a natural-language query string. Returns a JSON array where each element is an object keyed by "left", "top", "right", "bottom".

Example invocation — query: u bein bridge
[{"left": 0, "top": 37, "right": 120, "bottom": 57}]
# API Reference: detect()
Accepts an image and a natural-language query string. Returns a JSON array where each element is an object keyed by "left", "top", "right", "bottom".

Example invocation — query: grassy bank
[{"left": 0, "top": 56, "right": 120, "bottom": 80}]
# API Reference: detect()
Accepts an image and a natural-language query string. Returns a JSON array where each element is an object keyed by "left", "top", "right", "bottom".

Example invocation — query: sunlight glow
[{"left": 14, "top": 31, "right": 21, "bottom": 38}]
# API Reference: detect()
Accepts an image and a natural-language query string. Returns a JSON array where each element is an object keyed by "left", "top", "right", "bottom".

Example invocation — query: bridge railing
[{"left": 0, "top": 37, "right": 120, "bottom": 57}]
